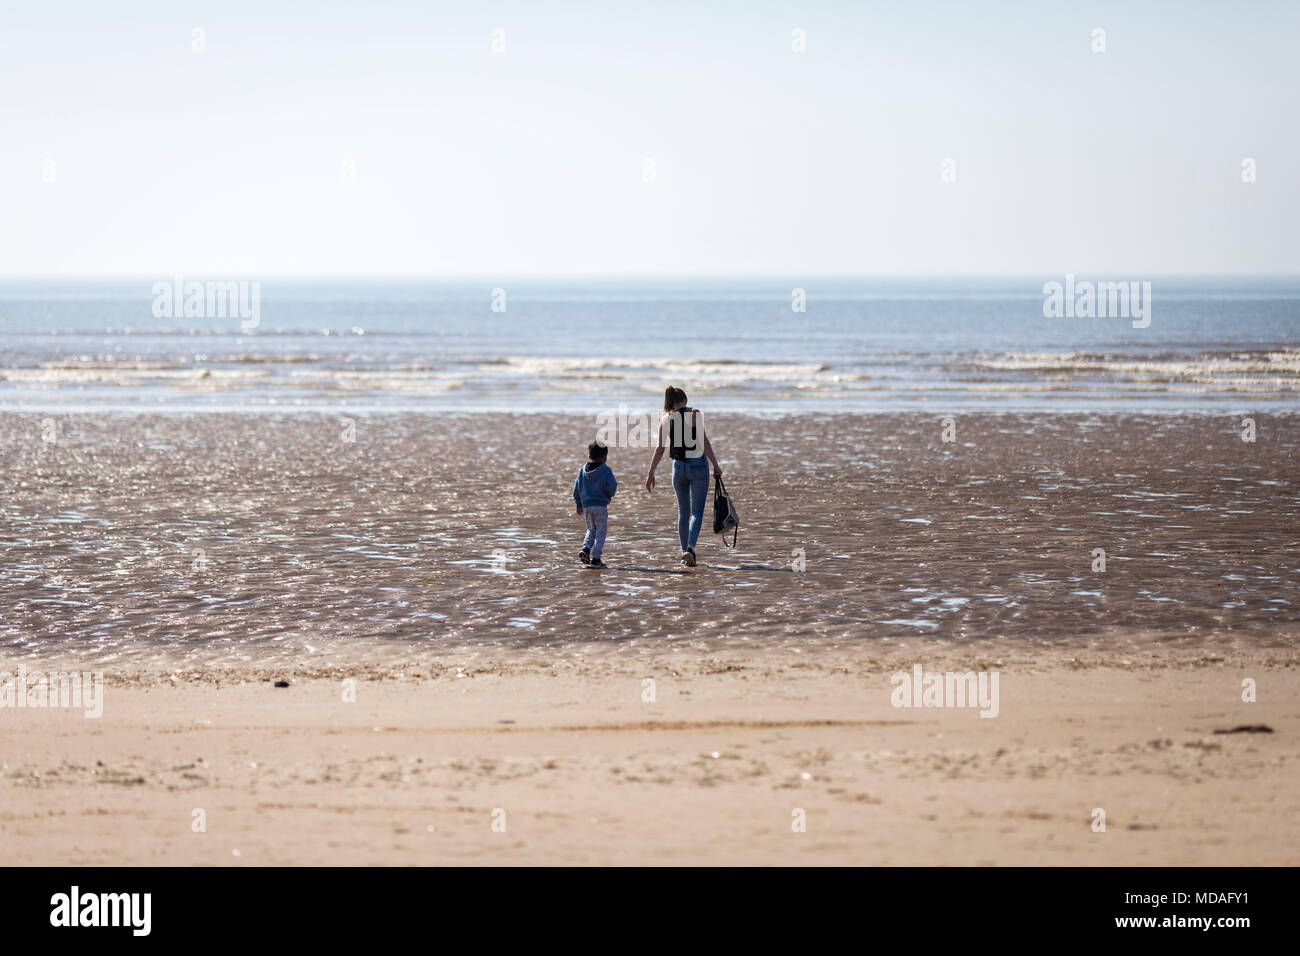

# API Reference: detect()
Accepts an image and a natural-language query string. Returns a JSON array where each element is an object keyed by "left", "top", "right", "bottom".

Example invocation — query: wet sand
[{"left": 2, "top": 411, "right": 1298, "bottom": 864}]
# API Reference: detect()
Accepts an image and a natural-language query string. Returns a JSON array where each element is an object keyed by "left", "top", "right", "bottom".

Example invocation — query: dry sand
[
  {"left": 1, "top": 411, "right": 1297, "bottom": 864},
  {"left": 2, "top": 651, "right": 1298, "bottom": 866}
]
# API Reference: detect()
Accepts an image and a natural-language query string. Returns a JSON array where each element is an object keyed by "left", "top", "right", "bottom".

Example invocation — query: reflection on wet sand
[{"left": 1, "top": 412, "right": 1297, "bottom": 675}]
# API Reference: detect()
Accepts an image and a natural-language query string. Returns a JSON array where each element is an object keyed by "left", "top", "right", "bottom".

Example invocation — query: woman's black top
[{"left": 667, "top": 407, "right": 703, "bottom": 461}]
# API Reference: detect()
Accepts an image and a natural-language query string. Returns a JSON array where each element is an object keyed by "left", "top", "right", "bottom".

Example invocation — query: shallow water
[{"left": 2, "top": 411, "right": 1297, "bottom": 673}]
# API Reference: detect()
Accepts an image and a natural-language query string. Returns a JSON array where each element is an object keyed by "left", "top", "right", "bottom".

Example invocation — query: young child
[{"left": 573, "top": 440, "right": 617, "bottom": 569}]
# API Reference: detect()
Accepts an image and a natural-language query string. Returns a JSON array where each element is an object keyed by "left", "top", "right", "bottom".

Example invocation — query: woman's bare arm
[
  {"left": 697, "top": 410, "right": 722, "bottom": 476},
  {"left": 645, "top": 414, "right": 667, "bottom": 491}
]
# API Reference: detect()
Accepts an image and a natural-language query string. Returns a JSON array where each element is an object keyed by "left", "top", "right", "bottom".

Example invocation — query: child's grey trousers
[{"left": 582, "top": 506, "right": 608, "bottom": 560}]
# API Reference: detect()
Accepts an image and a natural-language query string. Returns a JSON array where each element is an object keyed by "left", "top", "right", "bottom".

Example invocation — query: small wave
[
  {"left": 225, "top": 353, "right": 325, "bottom": 365},
  {"left": 492, "top": 357, "right": 832, "bottom": 380},
  {"left": 1, "top": 367, "right": 273, "bottom": 385},
  {"left": 36, "top": 360, "right": 186, "bottom": 371},
  {"left": 974, "top": 348, "right": 1300, "bottom": 376}
]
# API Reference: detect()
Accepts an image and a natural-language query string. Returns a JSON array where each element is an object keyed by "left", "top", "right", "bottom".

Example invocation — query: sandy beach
[{"left": 2, "top": 411, "right": 1298, "bottom": 865}]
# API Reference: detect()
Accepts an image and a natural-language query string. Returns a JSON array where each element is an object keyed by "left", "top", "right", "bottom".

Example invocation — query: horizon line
[{"left": 2, "top": 272, "right": 1299, "bottom": 282}]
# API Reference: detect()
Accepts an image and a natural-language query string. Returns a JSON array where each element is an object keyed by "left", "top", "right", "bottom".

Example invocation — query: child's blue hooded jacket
[{"left": 573, "top": 461, "right": 617, "bottom": 508}]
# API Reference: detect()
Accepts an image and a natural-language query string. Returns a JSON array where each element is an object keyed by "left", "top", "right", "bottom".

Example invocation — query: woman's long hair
[{"left": 663, "top": 386, "right": 687, "bottom": 412}]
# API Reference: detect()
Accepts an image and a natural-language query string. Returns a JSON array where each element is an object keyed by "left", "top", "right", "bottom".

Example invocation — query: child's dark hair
[
  {"left": 588, "top": 440, "right": 608, "bottom": 461},
  {"left": 663, "top": 386, "right": 688, "bottom": 411}
]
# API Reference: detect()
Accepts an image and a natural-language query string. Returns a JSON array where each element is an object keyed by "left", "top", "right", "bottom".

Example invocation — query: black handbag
[{"left": 712, "top": 475, "right": 739, "bottom": 547}]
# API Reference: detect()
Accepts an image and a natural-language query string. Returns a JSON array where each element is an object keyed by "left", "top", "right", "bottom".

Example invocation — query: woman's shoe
[{"left": 682, "top": 549, "right": 696, "bottom": 567}]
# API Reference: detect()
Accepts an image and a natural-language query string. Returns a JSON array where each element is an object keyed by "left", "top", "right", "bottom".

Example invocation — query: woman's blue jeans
[{"left": 672, "top": 457, "right": 710, "bottom": 551}]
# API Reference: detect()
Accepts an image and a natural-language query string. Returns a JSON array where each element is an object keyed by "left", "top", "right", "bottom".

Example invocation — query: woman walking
[{"left": 644, "top": 386, "right": 723, "bottom": 567}]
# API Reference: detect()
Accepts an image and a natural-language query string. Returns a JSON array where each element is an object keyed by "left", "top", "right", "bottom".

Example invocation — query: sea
[{"left": 1, "top": 276, "right": 1296, "bottom": 415}]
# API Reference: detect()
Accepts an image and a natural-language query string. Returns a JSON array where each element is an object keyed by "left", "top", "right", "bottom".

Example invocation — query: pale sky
[{"left": 2, "top": 0, "right": 1296, "bottom": 276}]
